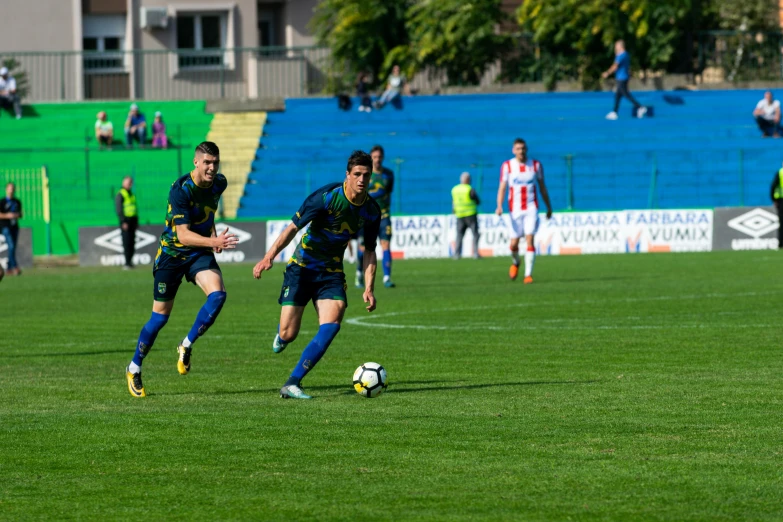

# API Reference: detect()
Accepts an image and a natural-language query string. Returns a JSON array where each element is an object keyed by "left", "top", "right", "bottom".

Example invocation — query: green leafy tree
[
  {"left": 310, "top": 0, "right": 410, "bottom": 92},
  {"left": 517, "top": 0, "right": 700, "bottom": 90},
  {"left": 1, "top": 57, "right": 29, "bottom": 99},
  {"left": 387, "top": 0, "right": 512, "bottom": 86}
]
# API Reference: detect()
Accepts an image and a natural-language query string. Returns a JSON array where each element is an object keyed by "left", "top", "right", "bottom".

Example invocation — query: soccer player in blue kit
[
  {"left": 253, "top": 150, "right": 382, "bottom": 399},
  {"left": 125, "top": 142, "right": 238, "bottom": 398}
]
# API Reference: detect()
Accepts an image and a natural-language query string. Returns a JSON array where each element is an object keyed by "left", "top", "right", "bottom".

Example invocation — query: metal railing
[
  {"left": 697, "top": 31, "right": 783, "bottom": 83},
  {"left": 1, "top": 47, "right": 332, "bottom": 103}
]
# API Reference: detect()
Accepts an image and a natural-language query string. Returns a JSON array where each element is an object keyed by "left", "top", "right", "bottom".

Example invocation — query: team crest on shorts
[
  {"left": 284, "top": 286, "right": 290, "bottom": 298},
  {"left": 158, "top": 282, "right": 167, "bottom": 295}
]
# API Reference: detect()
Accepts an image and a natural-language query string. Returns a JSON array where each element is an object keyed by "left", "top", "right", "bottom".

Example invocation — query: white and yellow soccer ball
[{"left": 353, "top": 362, "right": 388, "bottom": 398}]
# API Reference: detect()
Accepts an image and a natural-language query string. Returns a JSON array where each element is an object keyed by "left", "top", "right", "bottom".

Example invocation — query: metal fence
[
  {"left": 4, "top": 32, "right": 783, "bottom": 104},
  {"left": 698, "top": 31, "right": 783, "bottom": 82},
  {"left": 2, "top": 47, "right": 332, "bottom": 103}
]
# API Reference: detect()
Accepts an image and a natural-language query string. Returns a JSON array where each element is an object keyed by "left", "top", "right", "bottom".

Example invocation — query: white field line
[{"left": 345, "top": 291, "right": 779, "bottom": 331}]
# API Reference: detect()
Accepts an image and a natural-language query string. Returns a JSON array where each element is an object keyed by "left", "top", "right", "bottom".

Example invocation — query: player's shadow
[
  {"left": 0, "top": 349, "right": 128, "bottom": 358},
  {"left": 156, "top": 379, "right": 599, "bottom": 398},
  {"left": 386, "top": 379, "right": 598, "bottom": 394}
]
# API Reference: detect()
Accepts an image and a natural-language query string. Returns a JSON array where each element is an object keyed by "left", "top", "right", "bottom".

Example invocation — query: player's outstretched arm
[
  {"left": 496, "top": 181, "right": 506, "bottom": 216},
  {"left": 253, "top": 222, "right": 299, "bottom": 279},
  {"left": 178, "top": 225, "right": 238, "bottom": 250},
  {"left": 362, "top": 250, "right": 377, "bottom": 312}
]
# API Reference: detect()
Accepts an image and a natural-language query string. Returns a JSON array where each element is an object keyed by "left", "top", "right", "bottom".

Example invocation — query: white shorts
[{"left": 509, "top": 211, "right": 540, "bottom": 239}]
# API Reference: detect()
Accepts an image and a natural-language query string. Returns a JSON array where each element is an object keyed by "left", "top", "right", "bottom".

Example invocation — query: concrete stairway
[{"left": 206, "top": 111, "right": 266, "bottom": 218}]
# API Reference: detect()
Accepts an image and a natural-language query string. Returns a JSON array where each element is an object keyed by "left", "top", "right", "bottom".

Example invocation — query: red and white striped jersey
[{"left": 500, "top": 158, "right": 543, "bottom": 213}]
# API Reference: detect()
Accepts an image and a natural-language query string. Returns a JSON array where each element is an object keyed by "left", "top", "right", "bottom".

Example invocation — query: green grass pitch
[{"left": 1, "top": 251, "right": 781, "bottom": 520}]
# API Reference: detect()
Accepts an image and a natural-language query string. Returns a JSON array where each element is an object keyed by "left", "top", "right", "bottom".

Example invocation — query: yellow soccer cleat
[
  {"left": 126, "top": 366, "right": 146, "bottom": 398},
  {"left": 177, "top": 344, "right": 192, "bottom": 375}
]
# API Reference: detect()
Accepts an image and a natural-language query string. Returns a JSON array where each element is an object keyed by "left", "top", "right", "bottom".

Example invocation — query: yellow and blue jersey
[
  {"left": 156, "top": 172, "right": 227, "bottom": 268},
  {"left": 368, "top": 167, "right": 394, "bottom": 218},
  {"left": 290, "top": 182, "right": 382, "bottom": 273}
]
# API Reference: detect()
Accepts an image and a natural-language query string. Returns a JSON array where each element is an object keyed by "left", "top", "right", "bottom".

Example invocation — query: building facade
[{"left": 0, "top": 0, "right": 320, "bottom": 101}]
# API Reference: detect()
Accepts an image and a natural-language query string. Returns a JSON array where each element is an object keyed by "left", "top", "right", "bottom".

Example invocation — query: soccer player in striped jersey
[
  {"left": 253, "top": 150, "right": 382, "bottom": 399},
  {"left": 496, "top": 138, "right": 552, "bottom": 283}
]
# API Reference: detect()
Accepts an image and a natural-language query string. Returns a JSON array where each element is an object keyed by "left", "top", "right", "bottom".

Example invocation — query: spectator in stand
[
  {"left": 0, "top": 67, "right": 22, "bottom": 120},
  {"left": 124, "top": 103, "right": 147, "bottom": 146},
  {"left": 0, "top": 182, "right": 23, "bottom": 276},
  {"left": 374, "top": 65, "right": 409, "bottom": 109},
  {"left": 753, "top": 91, "right": 782, "bottom": 138},
  {"left": 602, "top": 40, "right": 646, "bottom": 120},
  {"left": 152, "top": 111, "right": 168, "bottom": 148},
  {"left": 356, "top": 72, "right": 372, "bottom": 112},
  {"left": 95, "top": 111, "right": 114, "bottom": 149}
]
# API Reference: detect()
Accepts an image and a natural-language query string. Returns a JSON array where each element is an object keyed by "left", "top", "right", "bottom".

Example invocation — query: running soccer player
[
  {"left": 356, "top": 145, "right": 395, "bottom": 288},
  {"left": 253, "top": 150, "right": 382, "bottom": 399},
  {"left": 496, "top": 138, "right": 552, "bottom": 284},
  {"left": 125, "top": 141, "right": 238, "bottom": 398}
]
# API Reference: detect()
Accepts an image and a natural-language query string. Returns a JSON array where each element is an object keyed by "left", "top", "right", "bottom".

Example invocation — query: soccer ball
[{"left": 353, "top": 362, "right": 388, "bottom": 398}]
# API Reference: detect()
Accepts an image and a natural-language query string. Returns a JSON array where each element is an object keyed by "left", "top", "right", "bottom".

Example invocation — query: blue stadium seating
[{"left": 238, "top": 89, "right": 783, "bottom": 218}]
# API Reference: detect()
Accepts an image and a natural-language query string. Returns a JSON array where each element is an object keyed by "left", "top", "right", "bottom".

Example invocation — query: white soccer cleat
[
  {"left": 637, "top": 106, "right": 647, "bottom": 118},
  {"left": 606, "top": 111, "right": 618, "bottom": 120}
]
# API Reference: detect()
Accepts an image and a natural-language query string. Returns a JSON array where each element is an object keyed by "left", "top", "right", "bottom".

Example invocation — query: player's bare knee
[{"left": 280, "top": 324, "right": 300, "bottom": 342}]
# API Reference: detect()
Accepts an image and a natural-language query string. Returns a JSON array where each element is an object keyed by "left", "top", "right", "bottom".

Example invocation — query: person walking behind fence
[
  {"left": 769, "top": 162, "right": 783, "bottom": 249},
  {"left": 0, "top": 67, "right": 22, "bottom": 120},
  {"left": 602, "top": 40, "right": 646, "bottom": 121},
  {"left": 0, "top": 183, "right": 22, "bottom": 276},
  {"left": 116, "top": 176, "right": 138, "bottom": 269},
  {"left": 452, "top": 172, "right": 481, "bottom": 259}
]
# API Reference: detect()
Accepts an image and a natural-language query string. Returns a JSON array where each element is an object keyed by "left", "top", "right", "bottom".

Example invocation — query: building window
[
  {"left": 82, "top": 36, "right": 125, "bottom": 71},
  {"left": 176, "top": 14, "right": 225, "bottom": 69},
  {"left": 82, "top": 14, "right": 127, "bottom": 72}
]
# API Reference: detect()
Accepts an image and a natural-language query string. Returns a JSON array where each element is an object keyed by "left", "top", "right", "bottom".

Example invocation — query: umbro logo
[
  {"left": 214, "top": 222, "right": 252, "bottom": 244},
  {"left": 727, "top": 208, "right": 779, "bottom": 238},
  {"left": 94, "top": 229, "right": 158, "bottom": 253}
]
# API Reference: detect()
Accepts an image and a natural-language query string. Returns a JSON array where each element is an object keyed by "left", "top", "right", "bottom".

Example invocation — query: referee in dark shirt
[{"left": 0, "top": 182, "right": 22, "bottom": 276}]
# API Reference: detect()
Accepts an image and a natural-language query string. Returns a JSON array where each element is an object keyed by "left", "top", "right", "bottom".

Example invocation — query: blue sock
[
  {"left": 285, "top": 323, "right": 341, "bottom": 386},
  {"left": 356, "top": 249, "right": 364, "bottom": 273},
  {"left": 132, "top": 312, "right": 169, "bottom": 366},
  {"left": 382, "top": 249, "right": 392, "bottom": 278},
  {"left": 186, "top": 291, "right": 227, "bottom": 346}
]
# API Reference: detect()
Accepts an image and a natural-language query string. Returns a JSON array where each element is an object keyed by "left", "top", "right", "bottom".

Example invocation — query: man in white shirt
[
  {"left": 753, "top": 90, "right": 781, "bottom": 137},
  {"left": 0, "top": 67, "right": 22, "bottom": 120}
]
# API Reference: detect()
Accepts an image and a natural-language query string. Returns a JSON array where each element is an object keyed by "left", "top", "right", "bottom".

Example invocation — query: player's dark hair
[
  {"left": 513, "top": 138, "right": 526, "bottom": 146},
  {"left": 370, "top": 145, "right": 384, "bottom": 155},
  {"left": 195, "top": 141, "right": 220, "bottom": 157},
  {"left": 346, "top": 150, "right": 372, "bottom": 172}
]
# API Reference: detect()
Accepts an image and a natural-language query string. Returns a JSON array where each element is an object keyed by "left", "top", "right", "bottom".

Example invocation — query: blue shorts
[
  {"left": 356, "top": 216, "right": 392, "bottom": 244},
  {"left": 153, "top": 251, "right": 220, "bottom": 301},
  {"left": 279, "top": 263, "right": 347, "bottom": 307},
  {"left": 378, "top": 216, "right": 392, "bottom": 242}
]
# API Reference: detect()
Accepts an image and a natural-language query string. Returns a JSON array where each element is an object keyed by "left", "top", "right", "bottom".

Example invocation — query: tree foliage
[
  {"left": 387, "top": 0, "right": 512, "bottom": 86},
  {"left": 517, "top": 0, "right": 698, "bottom": 90},
  {"left": 516, "top": 0, "right": 778, "bottom": 89},
  {"left": 310, "top": 0, "right": 409, "bottom": 91}
]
